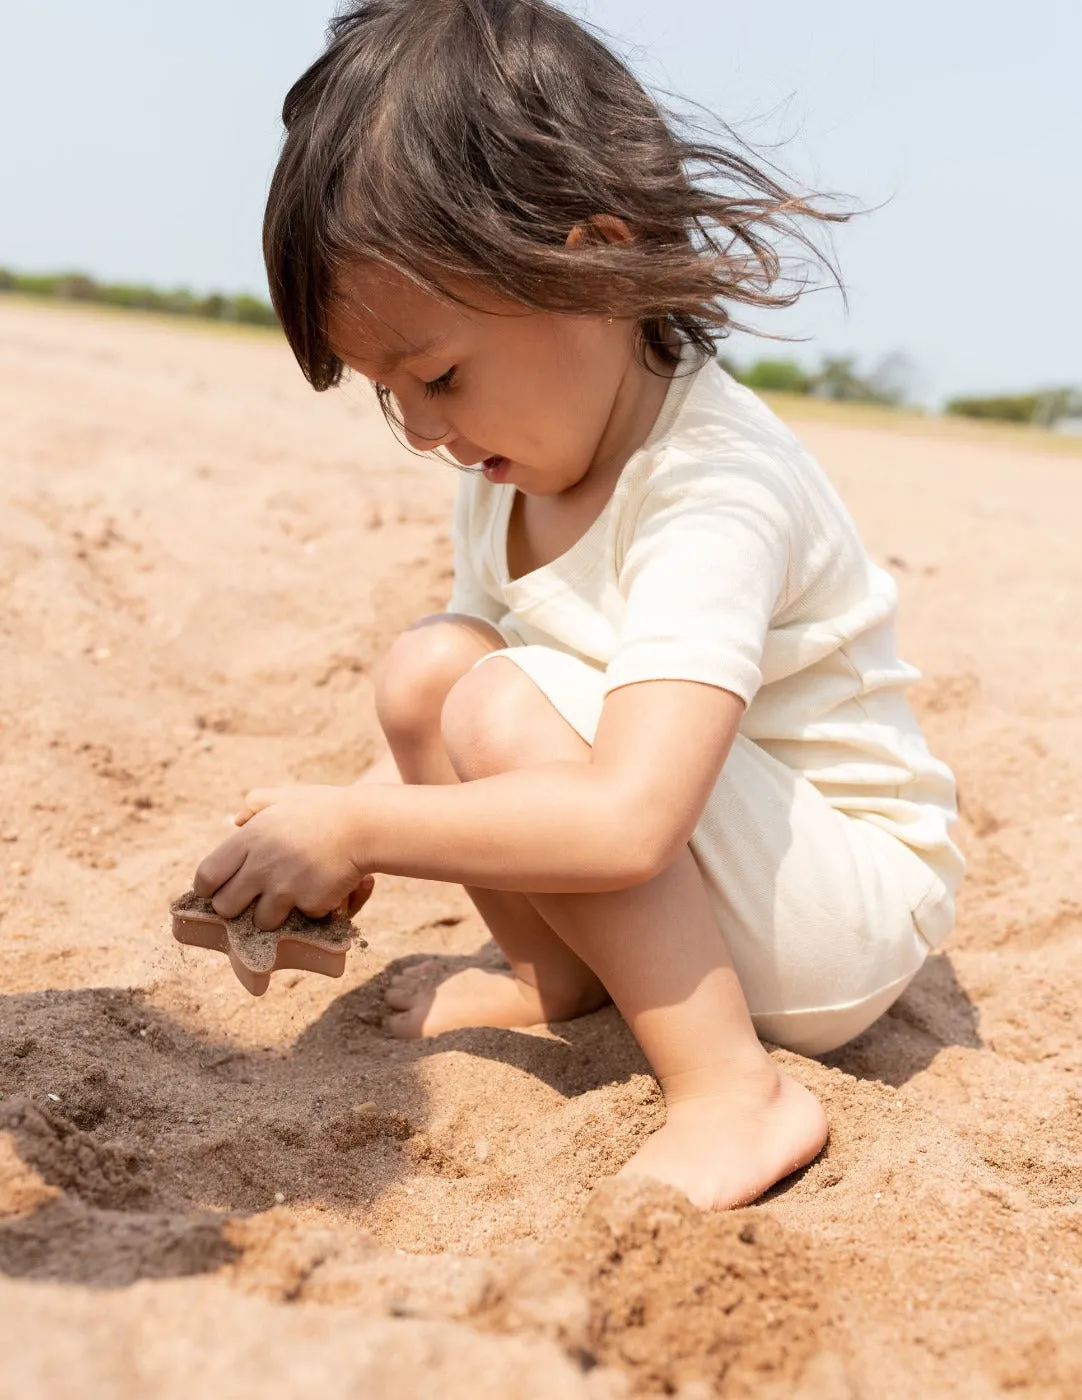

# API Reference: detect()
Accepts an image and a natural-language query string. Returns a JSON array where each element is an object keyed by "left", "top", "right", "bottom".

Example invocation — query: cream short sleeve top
[{"left": 448, "top": 355, "right": 964, "bottom": 895}]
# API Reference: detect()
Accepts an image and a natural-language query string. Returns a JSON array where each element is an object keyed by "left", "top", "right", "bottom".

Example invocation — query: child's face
[{"left": 327, "top": 264, "right": 637, "bottom": 496}]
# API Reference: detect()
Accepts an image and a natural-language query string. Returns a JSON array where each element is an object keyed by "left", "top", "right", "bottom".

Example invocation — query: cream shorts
[{"left": 477, "top": 643, "right": 955, "bottom": 1057}]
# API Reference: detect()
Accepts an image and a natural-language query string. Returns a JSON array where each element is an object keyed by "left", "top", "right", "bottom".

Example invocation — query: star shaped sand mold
[{"left": 170, "top": 890, "right": 364, "bottom": 996}]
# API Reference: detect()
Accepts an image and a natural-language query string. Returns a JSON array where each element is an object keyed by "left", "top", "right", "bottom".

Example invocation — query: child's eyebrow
[{"left": 374, "top": 334, "right": 449, "bottom": 376}]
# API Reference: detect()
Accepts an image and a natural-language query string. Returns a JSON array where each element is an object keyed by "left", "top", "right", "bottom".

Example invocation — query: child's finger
[
  {"left": 234, "top": 787, "right": 282, "bottom": 825},
  {"left": 252, "top": 889, "right": 295, "bottom": 932},
  {"left": 193, "top": 838, "right": 247, "bottom": 899},
  {"left": 205, "top": 858, "right": 261, "bottom": 920},
  {"left": 346, "top": 875, "right": 376, "bottom": 917}
]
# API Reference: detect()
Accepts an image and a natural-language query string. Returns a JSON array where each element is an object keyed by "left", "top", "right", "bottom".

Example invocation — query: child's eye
[{"left": 422, "top": 366, "right": 457, "bottom": 398}]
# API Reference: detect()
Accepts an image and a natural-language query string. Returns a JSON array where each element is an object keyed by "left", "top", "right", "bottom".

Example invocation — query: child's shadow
[
  {"left": 311, "top": 945, "right": 982, "bottom": 1098},
  {"left": 298, "top": 947, "right": 651, "bottom": 1099},
  {"left": 820, "top": 951, "right": 982, "bottom": 1087}
]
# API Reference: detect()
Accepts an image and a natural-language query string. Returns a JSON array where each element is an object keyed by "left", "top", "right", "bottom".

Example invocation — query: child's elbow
[{"left": 605, "top": 813, "right": 685, "bottom": 888}]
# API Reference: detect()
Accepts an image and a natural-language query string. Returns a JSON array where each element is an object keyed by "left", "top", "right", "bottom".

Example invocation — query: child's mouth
[{"left": 482, "top": 455, "right": 510, "bottom": 483}]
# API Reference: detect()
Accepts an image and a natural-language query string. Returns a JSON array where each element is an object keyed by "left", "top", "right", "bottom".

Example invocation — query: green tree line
[
  {"left": 3, "top": 268, "right": 1077, "bottom": 426},
  {"left": 942, "top": 388, "right": 1081, "bottom": 427},
  {"left": 717, "top": 352, "right": 913, "bottom": 405},
  {"left": 719, "top": 350, "right": 1081, "bottom": 427},
  {"left": 0, "top": 267, "right": 277, "bottom": 328}
]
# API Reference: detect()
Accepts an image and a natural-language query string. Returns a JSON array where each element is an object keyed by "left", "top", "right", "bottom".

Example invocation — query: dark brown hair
[{"left": 264, "top": 0, "right": 848, "bottom": 391}]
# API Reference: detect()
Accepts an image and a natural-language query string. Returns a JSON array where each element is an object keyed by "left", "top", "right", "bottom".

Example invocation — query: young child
[{"left": 194, "top": 0, "right": 963, "bottom": 1209}]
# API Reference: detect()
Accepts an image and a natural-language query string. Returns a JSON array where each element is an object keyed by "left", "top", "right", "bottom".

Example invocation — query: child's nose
[
  {"left": 403, "top": 421, "right": 454, "bottom": 452},
  {"left": 399, "top": 396, "right": 454, "bottom": 453}
]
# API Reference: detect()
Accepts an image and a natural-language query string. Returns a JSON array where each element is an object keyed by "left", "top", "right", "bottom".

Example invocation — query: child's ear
[{"left": 565, "top": 214, "right": 635, "bottom": 248}]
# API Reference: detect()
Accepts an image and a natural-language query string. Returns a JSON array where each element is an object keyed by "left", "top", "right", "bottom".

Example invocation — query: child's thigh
[
  {"left": 477, "top": 644, "right": 944, "bottom": 1055},
  {"left": 692, "top": 735, "right": 943, "bottom": 1055}
]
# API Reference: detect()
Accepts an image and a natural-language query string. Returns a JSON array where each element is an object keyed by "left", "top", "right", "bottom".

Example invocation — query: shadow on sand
[
  {"left": 0, "top": 945, "right": 979, "bottom": 1287},
  {"left": 0, "top": 954, "right": 647, "bottom": 1290},
  {"left": 821, "top": 951, "right": 982, "bottom": 1087}
]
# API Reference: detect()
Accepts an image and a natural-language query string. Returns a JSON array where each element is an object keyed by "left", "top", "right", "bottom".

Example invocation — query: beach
[{"left": 1, "top": 297, "right": 1079, "bottom": 1397}]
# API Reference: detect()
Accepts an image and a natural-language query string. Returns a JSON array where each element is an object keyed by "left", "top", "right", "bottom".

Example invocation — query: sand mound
[
  {"left": 535, "top": 1182, "right": 837, "bottom": 1395},
  {"left": 0, "top": 1098, "right": 235, "bottom": 1286},
  {"left": 0, "top": 1278, "right": 618, "bottom": 1400},
  {"left": 0, "top": 1096, "right": 150, "bottom": 1211},
  {"left": 2, "top": 302, "right": 1081, "bottom": 1396}
]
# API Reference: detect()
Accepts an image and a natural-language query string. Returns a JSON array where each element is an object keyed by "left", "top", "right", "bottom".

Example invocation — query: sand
[{"left": 0, "top": 297, "right": 1079, "bottom": 1398}]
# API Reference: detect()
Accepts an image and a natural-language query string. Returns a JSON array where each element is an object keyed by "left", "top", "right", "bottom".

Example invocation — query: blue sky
[{"left": 2, "top": 0, "right": 1078, "bottom": 401}]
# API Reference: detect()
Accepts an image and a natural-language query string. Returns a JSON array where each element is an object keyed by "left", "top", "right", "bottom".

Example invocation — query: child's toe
[
  {"left": 387, "top": 960, "right": 439, "bottom": 991},
  {"left": 383, "top": 983, "right": 419, "bottom": 1010},
  {"left": 383, "top": 1009, "right": 423, "bottom": 1039}
]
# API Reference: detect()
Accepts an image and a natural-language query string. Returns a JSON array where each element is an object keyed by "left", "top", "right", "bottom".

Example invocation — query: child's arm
[
  {"left": 354, "top": 748, "right": 402, "bottom": 786},
  {"left": 194, "top": 678, "right": 743, "bottom": 927},
  {"left": 195, "top": 461, "right": 789, "bottom": 928}
]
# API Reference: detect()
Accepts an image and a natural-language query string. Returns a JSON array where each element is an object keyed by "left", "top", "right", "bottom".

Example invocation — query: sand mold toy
[{"left": 171, "top": 889, "right": 363, "bottom": 996}]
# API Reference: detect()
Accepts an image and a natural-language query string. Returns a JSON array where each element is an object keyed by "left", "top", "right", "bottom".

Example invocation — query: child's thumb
[
  {"left": 234, "top": 787, "right": 281, "bottom": 825},
  {"left": 347, "top": 876, "right": 376, "bottom": 917}
]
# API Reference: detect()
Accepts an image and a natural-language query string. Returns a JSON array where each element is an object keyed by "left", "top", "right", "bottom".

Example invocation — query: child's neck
[
  {"left": 586, "top": 340, "right": 679, "bottom": 495},
  {"left": 505, "top": 341, "right": 680, "bottom": 582}
]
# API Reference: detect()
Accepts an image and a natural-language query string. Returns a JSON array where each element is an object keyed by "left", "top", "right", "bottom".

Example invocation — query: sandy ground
[{"left": 1, "top": 298, "right": 1080, "bottom": 1399}]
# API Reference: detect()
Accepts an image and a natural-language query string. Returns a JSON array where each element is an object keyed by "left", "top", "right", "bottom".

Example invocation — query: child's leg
[
  {"left": 376, "top": 617, "right": 608, "bottom": 1025},
  {"left": 383, "top": 653, "right": 827, "bottom": 1208}
]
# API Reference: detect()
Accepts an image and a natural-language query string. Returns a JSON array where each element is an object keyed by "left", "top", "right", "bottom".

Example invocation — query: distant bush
[
  {"left": 0, "top": 266, "right": 278, "bottom": 329},
  {"left": 813, "top": 356, "right": 878, "bottom": 403},
  {"left": 719, "top": 351, "right": 915, "bottom": 407},
  {"left": 945, "top": 388, "right": 1081, "bottom": 426},
  {"left": 231, "top": 294, "right": 279, "bottom": 326},
  {"left": 723, "top": 351, "right": 1080, "bottom": 425},
  {"left": 738, "top": 358, "right": 812, "bottom": 395},
  {"left": 945, "top": 394, "right": 1040, "bottom": 423}
]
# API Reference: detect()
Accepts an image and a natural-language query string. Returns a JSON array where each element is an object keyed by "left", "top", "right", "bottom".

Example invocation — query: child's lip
[{"left": 482, "top": 455, "right": 510, "bottom": 481}]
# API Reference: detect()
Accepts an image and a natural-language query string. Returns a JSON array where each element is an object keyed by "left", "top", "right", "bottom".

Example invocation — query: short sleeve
[
  {"left": 604, "top": 455, "right": 791, "bottom": 706},
  {"left": 446, "top": 478, "right": 508, "bottom": 628}
]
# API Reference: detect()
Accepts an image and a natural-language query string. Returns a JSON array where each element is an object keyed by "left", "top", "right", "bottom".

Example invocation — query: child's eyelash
[{"left": 423, "top": 367, "right": 457, "bottom": 397}]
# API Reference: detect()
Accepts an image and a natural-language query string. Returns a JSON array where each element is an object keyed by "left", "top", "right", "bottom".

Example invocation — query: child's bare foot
[
  {"left": 618, "top": 1060, "right": 828, "bottom": 1210},
  {"left": 382, "top": 959, "right": 609, "bottom": 1038}
]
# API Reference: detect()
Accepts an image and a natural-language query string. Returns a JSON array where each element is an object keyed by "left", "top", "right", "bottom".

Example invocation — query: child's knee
[
  {"left": 375, "top": 614, "right": 496, "bottom": 744},
  {"left": 441, "top": 658, "right": 541, "bottom": 780}
]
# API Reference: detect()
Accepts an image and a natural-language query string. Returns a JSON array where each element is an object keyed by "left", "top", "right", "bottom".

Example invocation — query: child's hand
[{"left": 193, "top": 785, "right": 373, "bottom": 931}]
